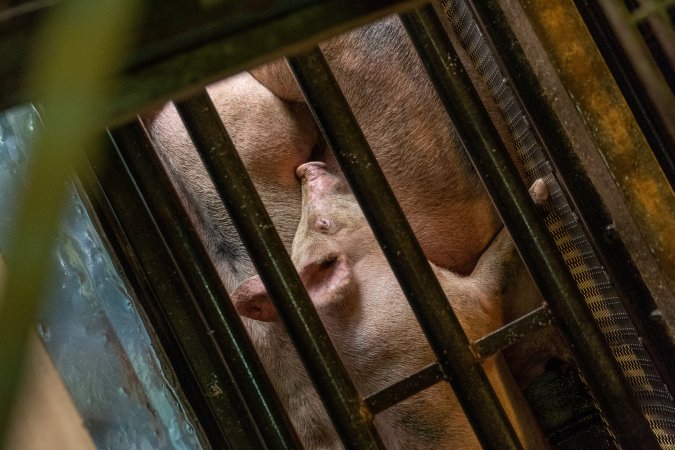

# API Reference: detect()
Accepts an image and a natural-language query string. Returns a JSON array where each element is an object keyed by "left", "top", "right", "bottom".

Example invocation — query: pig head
[
  {"left": 145, "top": 13, "right": 556, "bottom": 448},
  {"left": 231, "top": 162, "right": 537, "bottom": 449},
  {"left": 146, "top": 15, "right": 502, "bottom": 295}
]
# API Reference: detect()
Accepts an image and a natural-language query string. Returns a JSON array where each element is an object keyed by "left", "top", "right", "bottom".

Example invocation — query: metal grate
[{"left": 440, "top": 0, "right": 675, "bottom": 447}]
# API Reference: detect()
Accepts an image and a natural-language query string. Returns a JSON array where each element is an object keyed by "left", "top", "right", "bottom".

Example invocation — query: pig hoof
[{"left": 529, "top": 178, "right": 549, "bottom": 207}]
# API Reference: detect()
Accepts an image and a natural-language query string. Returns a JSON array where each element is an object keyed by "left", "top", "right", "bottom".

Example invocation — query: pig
[
  {"left": 146, "top": 15, "right": 503, "bottom": 293},
  {"left": 231, "top": 162, "right": 542, "bottom": 449},
  {"left": 145, "top": 13, "right": 553, "bottom": 448}
]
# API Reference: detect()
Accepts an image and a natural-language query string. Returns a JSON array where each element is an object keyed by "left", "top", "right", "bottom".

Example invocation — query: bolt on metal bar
[
  {"left": 109, "top": 121, "right": 303, "bottom": 450},
  {"left": 287, "top": 49, "right": 522, "bottom": 450},
  {"left": 399, "top": 5, "right": 661, "bottom": 449},
  {"left": 365, "top": 363, "right": 445, "bottom": 414},
  {"left": 174, "top": 91, "right": 385, "bottom": 450},
  {"left": 471, "top": 306, "right": 553, "bottom": 361},
  {"left": 76, "top": 143, "right": 257, "bottom": 450}
]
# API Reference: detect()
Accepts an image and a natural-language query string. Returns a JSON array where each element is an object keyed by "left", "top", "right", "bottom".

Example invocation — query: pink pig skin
[{"left": 231, "top": 162, "right": 547, "bottom": 449}]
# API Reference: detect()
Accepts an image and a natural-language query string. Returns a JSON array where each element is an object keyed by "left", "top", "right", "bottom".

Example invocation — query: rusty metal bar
[
  {"left": 594, "top": 0, "right": 675, "bottom": 145},
  {"left": 399, "top": 5, "right": 661, "bottom": 448},
  {"left": 365, "top": 306, "right": 553, "bottom": 413},
  {"left": 287, "top": 48, "right": 522, "bottom": 450},
  {"left": 109, "top": 121, "right": 303, "bottom": 450},
  {"left": 471, "top": 306, "right": 553, "bottom": 361},
  {"left": 472, "top": 0, "right": 675, "bottom": 395},
  {"left": 174, "top": 91, "right": 385, "bottom": 450},
  {"left": 364, "top": 363, "right": 445, "bottom": 414},
  {"left": 573, "top": 0, "right": 675, "bottom": 187}
]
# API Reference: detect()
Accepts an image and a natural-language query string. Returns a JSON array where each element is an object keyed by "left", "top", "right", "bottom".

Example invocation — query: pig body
[
  {"left": 146, "top": 13, "right": 552, "bottom": 449},
  {"left": 232, "top": 162, "right": 524, "bottom": 449},
  {"left": 147, "top": 16, "right": 502, "bottom": 293}
]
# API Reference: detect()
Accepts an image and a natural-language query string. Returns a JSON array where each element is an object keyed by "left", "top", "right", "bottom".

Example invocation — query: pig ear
[
  {"left": 249, "top": 61, "right": 305, "bottom": 103},
  {"left": 231, "top": 275, "right": 278, "bottom": 322},
  {"left": 298, "top": 254, "right": 353, "bottom": 308}
]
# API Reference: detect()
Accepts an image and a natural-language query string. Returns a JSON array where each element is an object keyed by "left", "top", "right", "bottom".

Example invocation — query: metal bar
[
  {"left": 76, "top": 146, "right": 251, "bottom": 450},
  {"left": 365, "top": 364, "right": 445, "bottom": 414},
  {"left": 109, "top": 120, "right": 303, "bottom": 450},
  {"left": 174, "top": 91, "right": 384, "bottom": 450},
  {"left": 471, "top": 306, "right": 553, "bottom": 361},
  {"left": 1, "top": 0, "right": 426, "bottom": 119},
  {"left": 287, "top": 49, "right": 522, "bottom": 450},
  {"left": 471, "top": 0, "right": 675, "bottom": 401},
  {"left": 595, "top": 0, "right": 675, "bottom": 143},
  {"left": 572, "top": 0, "right": 675, "bottom": 187},
  {"left": 398, "top": 5, "right": 661, "bottom": 448}
]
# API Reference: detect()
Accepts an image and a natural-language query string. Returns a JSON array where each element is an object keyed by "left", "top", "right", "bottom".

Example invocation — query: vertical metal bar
[
  {"left": 471, "top": 0, "right": 675, "bottom": 392},
  {"left": 109, "top": 121, "right": 303, "bottom": 450},
  {"left": 174, "top": 92, "right": 385, "bottom": 450},
  {"left": 398, "top": 5, "right": 661, "bottom": 449},
  {"left": 287, "top": 49, "right": 522, "bottom": 450},
  {"left": 77, "top": 147, "right": 251, "bottom": 450}
]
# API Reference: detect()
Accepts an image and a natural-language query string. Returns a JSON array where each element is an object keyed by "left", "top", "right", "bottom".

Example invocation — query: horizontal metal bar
[
  {"left": 471, "top": 306, "right": 553, "bottom": 361},
  {"left": 1, "top": 0, "right": 426, "bottom": 120},
  {"left": 365, "top": 363, "right": 445, "bottom": 414},
  {"left": 399, "top": 5, "right": 661, "bottom": 449},
  {"left": 287, "top": 48, "right": 522, "bottom": 450},
  {"left": 174, "top": 91, "right": 384, "bottom": 450},
  {"left": 109, "top": 121, "right": 303, "bottom": 450}
]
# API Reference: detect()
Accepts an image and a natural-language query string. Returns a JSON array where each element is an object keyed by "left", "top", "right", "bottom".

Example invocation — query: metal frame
[{"left": 2, "top": 0, "right": 674, "bottom": 448}]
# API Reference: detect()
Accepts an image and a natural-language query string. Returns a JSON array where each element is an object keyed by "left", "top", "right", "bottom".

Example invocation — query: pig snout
[{"left": 296, "top": 161, "right": 328, "bottom": 181}]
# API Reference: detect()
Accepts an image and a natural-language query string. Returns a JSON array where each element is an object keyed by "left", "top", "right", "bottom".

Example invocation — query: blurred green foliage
[{"left": 0, "top": 0, "right": 140, "bottom": 442}]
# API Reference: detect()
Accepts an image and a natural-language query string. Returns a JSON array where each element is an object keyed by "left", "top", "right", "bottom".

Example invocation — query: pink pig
[{"left": 231, "top": 162, "right": 543, "bottom": 449}]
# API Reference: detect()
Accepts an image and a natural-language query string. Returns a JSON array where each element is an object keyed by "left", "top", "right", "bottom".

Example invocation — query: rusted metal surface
[
  {"left": 401, "top": 4, "right": 661, "bottom": 448},
  {"left": 518, "top": 0, "right": 675, "bottom": 297}
]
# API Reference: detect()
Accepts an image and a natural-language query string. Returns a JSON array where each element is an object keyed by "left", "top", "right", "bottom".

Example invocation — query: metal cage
[{"left": 1, "top": 0, "right": 674, "bottom": 449}]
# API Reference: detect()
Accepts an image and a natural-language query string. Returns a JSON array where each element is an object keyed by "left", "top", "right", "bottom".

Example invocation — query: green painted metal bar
[
  {"left": 398, "top": 5, "right": 661, "bottom": 448},
  {"left": 365, "top": 363, "right": 445, "bottom": 414},
  {"left": 0, "top": 0, "right": 138, "bottom": 441},
  {"left": 287, "top": 49, "right": 522, "bottom": 450},
  {"left": 109, "top": 120, "right": 303, "bottom": 450},
  {"left": 174, "top": 91, "right": 385, "bottom": 450},
  {"left": 1, "top": 0, "right": 426, "bottom": 120},
  {"left": 471, "top": 306, "right": 553, "bottom": 361}
]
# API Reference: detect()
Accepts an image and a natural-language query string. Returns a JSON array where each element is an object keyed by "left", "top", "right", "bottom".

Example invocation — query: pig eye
[{"left": 315, "top": 218, "right": 331, "bottom": 231}]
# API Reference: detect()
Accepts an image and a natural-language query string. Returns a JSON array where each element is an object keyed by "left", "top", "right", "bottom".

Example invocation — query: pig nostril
[{"left": 319, "top": 254, "right": 337, "bottom": 270}]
